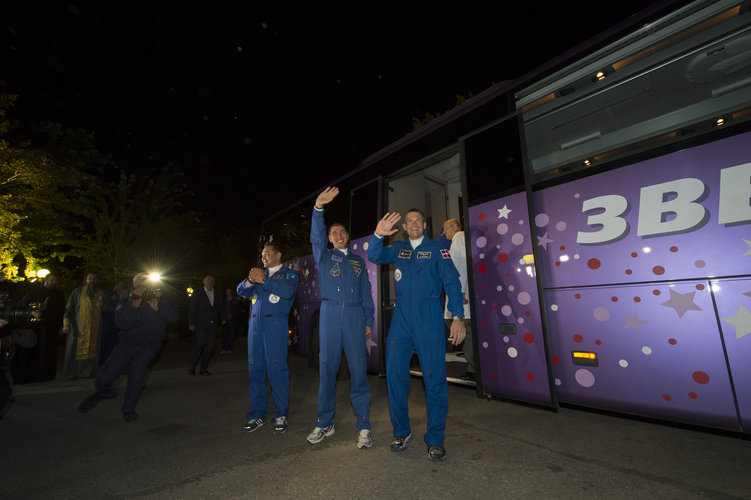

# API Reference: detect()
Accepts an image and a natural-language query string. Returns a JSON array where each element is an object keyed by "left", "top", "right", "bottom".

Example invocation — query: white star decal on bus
[
  {"left": 497, "top": 205, "right": 511, "bottom": 219},
  {"left": 722, "top": 305, "right": 751, "bottom": 339}
]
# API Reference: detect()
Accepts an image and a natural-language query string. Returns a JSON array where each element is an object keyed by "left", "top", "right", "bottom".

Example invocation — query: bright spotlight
[
  {"left": 37, "top": 269, "right": 51, "bottom": 278},
  {"left": 149, "top": 273, "right": 161, "bottom": 282}
]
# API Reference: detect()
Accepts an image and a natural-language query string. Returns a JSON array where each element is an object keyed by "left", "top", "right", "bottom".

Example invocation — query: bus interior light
[{"left": 591, "top": 66, "right": 614, "bottom": 82}]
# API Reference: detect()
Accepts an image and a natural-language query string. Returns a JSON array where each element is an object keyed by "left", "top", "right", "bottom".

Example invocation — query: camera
[
  {"left": 129, "top": 284, "right": 163, "bottom": 302},
  {"left": 1, "top": 295, "right": 43, "bottom": 329}
]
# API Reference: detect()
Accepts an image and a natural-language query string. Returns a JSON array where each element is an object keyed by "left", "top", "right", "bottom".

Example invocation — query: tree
[
  {"left": 1, "top": 88, "right": 107, "bottom": 281},
  {"left": 82, "top": 167, "right": 204, "bottom": 290}
]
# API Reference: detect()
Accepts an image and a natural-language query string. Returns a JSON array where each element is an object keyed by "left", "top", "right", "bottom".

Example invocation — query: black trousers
[{"left": 188, "top": 325, "right": 216, "bottom": 371}]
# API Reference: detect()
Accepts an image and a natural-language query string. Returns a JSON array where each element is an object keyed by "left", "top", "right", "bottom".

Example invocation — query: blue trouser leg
[
  {"left": 264, "top": 317, "right": 289, "bottom": 418},
  {"left": 121, "top": 342, "right": 161, "bottom": 413},
  {"left": 342, "top": 306, "right": 371, "bottom": 431},
  {"left": 386, "top": 312, "right": 414, "bottom": 439},
  {"left": 316, "top": 303, "right": 341, "bottom": 428},
  {"left": 247, "top": 323, "right": 268, "bottom": 419},
  {"left": 414, "top": 316, "right": 448, "bottom": 446},
  {"left": 96, "top": 343, "right": 132, "bottom": 398}
]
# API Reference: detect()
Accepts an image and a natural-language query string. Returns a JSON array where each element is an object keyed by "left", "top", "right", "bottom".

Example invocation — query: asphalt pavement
[{"left": 2, "top": 334, "right": 751, "bottom": 499}]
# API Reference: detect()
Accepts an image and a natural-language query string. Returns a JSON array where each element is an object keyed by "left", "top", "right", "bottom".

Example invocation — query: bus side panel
[
  {"left": 713, "top": 277, "right": 751, "bottom": 431},
  {"left": 287, "top": 254, "right": 320, "bottom": 355},
  {"left": 351, "top": 234, "right": 380, "bottom": 373},
  {"left": 546, "top": 282, "right": 739, "bottom": 430},
  {"left": 532, "top": 131, "right": 751, "bottom": 288},
  {"left": 468, "top": 191, "right": 553, "bottom": 404}
]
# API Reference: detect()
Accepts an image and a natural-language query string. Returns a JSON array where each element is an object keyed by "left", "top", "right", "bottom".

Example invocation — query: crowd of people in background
[{"left": 0, "top": 269, "right": 250, "bottom": 421}]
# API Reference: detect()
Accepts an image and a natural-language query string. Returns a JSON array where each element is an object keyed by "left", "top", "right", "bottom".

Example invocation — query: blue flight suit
[
  {"left": 237, "top": 266, "right": 299, "bottom": 420},
  {"left": 311, "top": 208, "right": 375, "bottom": 431},
  {"left": 367, "top": 234, "right": 463, "bottom": 447}
]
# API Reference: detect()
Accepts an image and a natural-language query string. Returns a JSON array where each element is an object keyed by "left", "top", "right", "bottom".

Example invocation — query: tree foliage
[
  {"left": 1, "top": 89, "right": 106, "bottom": 281},
  {"left": 411, "top": 93, "right": 475, "bottom": 131},
  {"left": 1, "top": 86, "right": 204, "bottom": 290},
  {"left": 82, "top": 168, "right": 202, "bottom": 285}
]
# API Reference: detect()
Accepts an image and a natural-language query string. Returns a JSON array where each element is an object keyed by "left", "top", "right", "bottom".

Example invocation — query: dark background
[{"left": 1, "top": 1, "right": 662, "bottom": 234}]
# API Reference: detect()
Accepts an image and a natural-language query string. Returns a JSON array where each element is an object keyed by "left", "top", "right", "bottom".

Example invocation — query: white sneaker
[
  {"left": 357, "top": 429, "right": 373, "bottom": 449},
  {"left": 273, "top": 415, "right": 288, "bottom": 434},
  {"left": 307, "top": 424, "right": 335, "bottom": 444}
]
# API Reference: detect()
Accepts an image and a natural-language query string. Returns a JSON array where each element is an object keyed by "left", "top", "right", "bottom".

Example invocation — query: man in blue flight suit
[
  {"left": 306, "top": 187, "right": 375, "bottom": 449},
  {"left": 237, "top": 244, "right": 299, "bottom": 434},
  {"left": 367, "top": 209, "right": 466, "bottom": 462}
]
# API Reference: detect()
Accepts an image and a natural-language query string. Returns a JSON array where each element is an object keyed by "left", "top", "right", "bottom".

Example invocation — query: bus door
[
  {"left": 463, "top": 115, "right": 558, "bottom": 408},
  {"left": 381, "top": 153, "right": 477, "bottom": 385}
]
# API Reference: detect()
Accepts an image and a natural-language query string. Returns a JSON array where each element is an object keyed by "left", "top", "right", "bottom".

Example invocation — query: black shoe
[
  {"left": 78, "top": 394, "right": 104, "bottom": 413},
  {"left": 186, "top": 365, "right": 196, "bottom": 376},
  {"left": 462, "top": 371, "right": 476, "bottom": 381},
  {"left": 244, "top": 414, "right": 269, "bottom": 432},
  {"left": 199, "top": 370, "right": 212, "bottom": 376},
  {"left": 428, "top": 445, "right": 447, "bottom": 462},
  {"left": 389, "top": 433, "right": 413, "bottom": 452},
  {"left": 123, "top": 411, "right": 138, "bottom": 422}
]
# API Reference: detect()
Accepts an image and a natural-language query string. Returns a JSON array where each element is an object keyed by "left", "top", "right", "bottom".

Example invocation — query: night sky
[{"left": 1, "top": 1, "right": 660, "bottom": 232}]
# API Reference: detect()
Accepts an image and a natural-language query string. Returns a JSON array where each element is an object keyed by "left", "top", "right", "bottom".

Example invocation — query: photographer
[
  {"left": 1, "top": 284, "right": 40, "bottom": 420},
  {"left": 78, "top": 273, "right": 178, "bottom": 422}
]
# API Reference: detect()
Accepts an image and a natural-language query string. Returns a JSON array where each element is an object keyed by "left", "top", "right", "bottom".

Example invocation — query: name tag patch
[
  {"left": 417, "top": 251, "right": 431, "bottom": 259},
  {"left": 398, "top": 250, "right": 412, "bottom": 259},
  {"left": 331, "top": 254, "right": 343, "bottom": 263}
]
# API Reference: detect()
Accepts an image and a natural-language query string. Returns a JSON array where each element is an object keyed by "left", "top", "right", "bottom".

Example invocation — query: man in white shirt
[{"left": 442, "top": 219, "right": 475, "bottom": 381}]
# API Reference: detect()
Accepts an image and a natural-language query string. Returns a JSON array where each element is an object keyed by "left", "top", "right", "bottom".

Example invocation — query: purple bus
[{"left": 262, "top": 0, "right": 751, "bottom": 432}]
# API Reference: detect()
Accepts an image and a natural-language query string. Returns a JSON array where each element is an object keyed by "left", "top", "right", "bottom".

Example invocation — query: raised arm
[
  {"left": 311, "top": 187, "right": 340, "bottom": 263},
  {"left": 367, "top": 212, "right": 401, "bottom": 265}
]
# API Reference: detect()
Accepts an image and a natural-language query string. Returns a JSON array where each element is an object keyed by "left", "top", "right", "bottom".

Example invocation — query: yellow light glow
[
  {"left": 149, "top": 273, "right": 161, "bottom": 282},
  {"left": 522, "top": 254, "right": 534, "bottom": 264},
  {"left": 37, "top": 269, "right": 50, "bottom": 278},
  {"left": 573, "top": 351, "right": 597, "bottom": 360},
  {"left": 186, "top": 287, "right": 194, "bottom": 295}
]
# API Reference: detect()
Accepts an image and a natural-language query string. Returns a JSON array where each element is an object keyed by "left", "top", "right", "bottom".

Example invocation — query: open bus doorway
[{"left": 381, "top": 153, "right": 476, "bottom": 387}]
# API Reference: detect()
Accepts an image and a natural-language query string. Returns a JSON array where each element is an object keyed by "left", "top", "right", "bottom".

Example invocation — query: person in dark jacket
[
  {"left": 186, "top": 275, "right": 227, "bottom": 375},
  {"left": 77, "top": 273, "right": 178, "bottom": 422}
]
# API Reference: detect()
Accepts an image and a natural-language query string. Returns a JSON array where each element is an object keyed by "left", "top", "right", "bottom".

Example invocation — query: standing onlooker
[
  {"left": 187, "top": 275, "right": 226, "bottom": 376},
  {"left": 220, "top": 288, "right": 240, "bottom": 354},
  {"left": 78, "top": 273, "right": 178, "bottom": 421},
  {"left": 441, "top": 218, "right": 475, "bottom": 381},
  {"left": 62, "top": 271, "right": 107, "bottom": 379},
  {"left": 306, "top": 187, "right": 375, "bottom": 448},
  {"left": 367, "top": 209, "right": 465, "bottom": 462},
  {"left": 13, "top": 273, "right": 65, "bottom": 383},
  {"left": 236, "top": 245, "right": 298, "bottom": 434}
]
